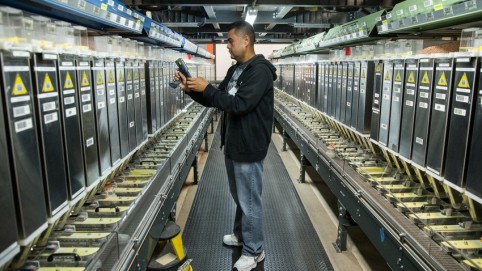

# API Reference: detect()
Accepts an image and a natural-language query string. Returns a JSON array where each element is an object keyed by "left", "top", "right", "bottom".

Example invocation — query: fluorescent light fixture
[{"left": 244, "top": 8, "right": 258, "bottom": 25}]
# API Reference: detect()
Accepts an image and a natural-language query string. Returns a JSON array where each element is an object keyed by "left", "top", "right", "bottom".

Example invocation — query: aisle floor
[{"left": 176, "top": 118, "right": 389, "bottom": 271}]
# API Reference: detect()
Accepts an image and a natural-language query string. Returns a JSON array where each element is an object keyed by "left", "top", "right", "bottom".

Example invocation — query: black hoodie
[{"left": 186, "top": 54, "right": 277, "bottom": 162}]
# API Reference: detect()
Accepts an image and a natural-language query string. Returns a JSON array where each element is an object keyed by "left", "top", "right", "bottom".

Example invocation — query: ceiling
[{"left": 122, "top": 0, "right": 402, "bottom": 43}]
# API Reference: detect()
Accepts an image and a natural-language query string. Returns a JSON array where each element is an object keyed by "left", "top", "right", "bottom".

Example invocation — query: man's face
[{"left": 227, "top": 29, "right": 247, "bottom": 61}]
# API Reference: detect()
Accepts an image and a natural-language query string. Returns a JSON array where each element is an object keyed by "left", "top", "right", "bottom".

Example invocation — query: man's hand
[
  {"left": 174, "top": 71, "right": 189, "bottom": 92},
  {"left": 186, "top": 77, "right": 209, "bottom": 93}
]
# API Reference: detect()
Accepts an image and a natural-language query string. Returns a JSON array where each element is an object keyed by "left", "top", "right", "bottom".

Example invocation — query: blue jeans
[{"left": 225, "top": 157, "right": 264, "bottom": 256}]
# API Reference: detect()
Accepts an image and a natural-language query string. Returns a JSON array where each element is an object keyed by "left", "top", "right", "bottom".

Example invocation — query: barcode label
[
  {"left": 128, "top": 94, "right": 133, "bottom": 100},
  {"left": 42, "top": 102, "right": 56, "bottom": 112},
  {"left": 456, "top": 94, "right": 469, "bottom": 103},
  {"left": 420, "top": 92, "right": 429, "bottom": 98},
  {"left": 424, "top": 0, "right": 433, "bottom": 7},
  {"left": 15, "top": 118, "right": 33, "bottom": 132},
  {"left": 110, "top": 98, "right": 116, "bottom": 104},
  {"left": 393, "top": 97, "right": 400, "bottom": 102},
  {"left": 435, "top": 104, "right": 445, "bottom": 112},
  {"left": 66, "top": 107, "right": 77, "bottom": 117},
  {"left": 64, "top": 96, "right": 75, "bottom": 105},
  {"left": 97, "top": 102, "right": 105, "bottom": 109},
  {"left": 435, "top": 93, "right": 446, "bottom": 100},
  {"left": 135, "top": 93, "right": 140, "bottom": 98},
  {"left": 374, "top": 100, "right": 379, "bottom": 105},
  {"left": 409, "top": 5, "right": 417, "bottom": 12},
  {"left": 109, "top": 89, "right": 115, "bottom": 95},
  {"left": 119, "top": 97, "right": 125, "bottom": 103},
  {"left": 129, "top": 121, "right": 135, "bottom": 127},
  {"left": 86, "top": 137, "right": 94, "bottom": 147},
  {"left": 13, "top": 105, "right": 30, "bottom": 118},
  {"left": 83, "top": 104, "right": 91, "bottom": 112},
  {"left": 375, "top": 93, "right": 380, "bottom": 98},
  {"left": 44, "top": 112, "right": 58, "bottom": 124},
  {"left": 97, "top": 89, "right": 104, "bottom": 96},
  {"left": 454, "top": 108, "right": 466, "bottom": 116},
  {"left": 406, "top": 100, "right": 414, "bottom": 107},
  {"left": 82, "top": 94, "right": 91, "bottom": 102},
  {"left": 416, "top": 137, "right": 423, "bottom": 145},
  {"left": 419, "top": 102, "right": 428, "bottom": 108},
  {"left": 407, "top": 89, "right": 415, "bottom": 95}
]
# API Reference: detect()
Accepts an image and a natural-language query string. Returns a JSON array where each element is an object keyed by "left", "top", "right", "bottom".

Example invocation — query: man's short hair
[{"left": 227, "top": 21, "right": 255, "bottom": 46}]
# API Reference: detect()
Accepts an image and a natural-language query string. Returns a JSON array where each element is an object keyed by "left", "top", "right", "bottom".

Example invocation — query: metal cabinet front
[
  {"left": 378, "top": 60, "right": 394, "bottom": 147},
  {"left": 399, "top": 59, "right": 419, "bottom": 159},
  {"left": 388, "top": 61, "right": 406, "bottom": 152},
  {"left": 370, "top": 61, "right": 383, "bottom": 140},
  {"left": 115, "top": 60, "right": 129, "bottom": 158},
  {"left": 106, "top": 59, "right": 121, "bottom": 166},
  {"left": 125, "top": 60, "right": 137, "bottom": 151}
]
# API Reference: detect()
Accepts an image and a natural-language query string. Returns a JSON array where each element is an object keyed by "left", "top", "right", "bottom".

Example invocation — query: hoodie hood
[{"left": 244, "top": 54, "right": 278, "bottom": 81}]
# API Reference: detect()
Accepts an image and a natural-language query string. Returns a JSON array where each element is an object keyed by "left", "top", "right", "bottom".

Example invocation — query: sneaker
[
  {"left": 233, "top": 251, "right": 265, "bottom": 271},
  {"left": 223, "top": 234, "right": 243, "bottom": 246}
]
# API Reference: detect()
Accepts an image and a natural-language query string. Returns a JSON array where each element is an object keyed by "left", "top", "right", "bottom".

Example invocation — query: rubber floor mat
[{"left": 182, "top": 124, "right": 333, "bottom": 271}]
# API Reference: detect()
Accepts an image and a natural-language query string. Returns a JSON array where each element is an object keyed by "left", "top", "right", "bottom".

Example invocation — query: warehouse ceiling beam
[{"left": 125, "top": 0, "right": 395, "bottom": 8}]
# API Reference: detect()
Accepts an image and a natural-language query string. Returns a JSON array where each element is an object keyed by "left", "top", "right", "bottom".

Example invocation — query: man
[{"left": 175, "top": 21, "right": 277, "bottom": 271}]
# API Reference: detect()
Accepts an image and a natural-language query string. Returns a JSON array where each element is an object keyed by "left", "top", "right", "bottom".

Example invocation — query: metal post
[
  {"left": 204, "top": 131, "right": 209, "bottom": 152},
  {"left": 210, "top": 118, "right": 214, "bottom": 134},
  {"left": 192, "top": 155, "right": 199, "bottom": 185},
  {"left": 282, "top": 129, "right": 288, "bottom": 152},
  {"left": 298, "top": 153, "right": 307, "bottom": 183},
  {"left": 333, "top": 201, "right": 353, "bottom": 253}
]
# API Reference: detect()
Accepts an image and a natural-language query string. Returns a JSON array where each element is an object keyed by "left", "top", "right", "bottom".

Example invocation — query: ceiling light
[{"left": 244, "top": 8, "right": 258, "bottom": 26}]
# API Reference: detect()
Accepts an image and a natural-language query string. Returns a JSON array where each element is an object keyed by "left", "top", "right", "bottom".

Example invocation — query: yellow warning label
[
  {"left": 361, "top": 69, "right": 366, "bottom": 79},
  {"left": 354, "top": 69, "right": 359, "bottom": 77},
  {"left": 108, "top": 71, "right": 115, "bottom": 84},
  {"left": 458, "top": 72, "right": 470, "bottom": 89},
  {"left": 42, "top": 73, "right": 55, "bottom": 93},
  {"left": 384, "top": 71, "right": 391, "bottom": 81},
  {"left": 81, "top": 72, "right": 90, "bottom": 87},
  {"left": 64, "top": 72, "right": 74, "bottom": 89},
  {"left": 348, "top": 69, "right": 352, "bottom": 77},
  {"left": 407, "top": 71, "right": 415, "bottom": 83},
  {"left": 395, "top": 71, "right": 402, "bottom": 82},
  {"left": 437, "top": 72, "right": 447, "bottom": 86},
  {"left": 127, "top": 71, "right": 132, "bottom": 81},
  {"left": 12, "top": 73, "right": 27, "bottom": 96},
  {"left": 376, "top": 64, "right": 382, "bottom": 73},
  {"left": 421, "top": 72, "right": 430, "bottom": 85},
  {"left": 96, "top": 71, "right": 104, "bottom": 85},
  {"left": 134, "top": 70, "right": 139, "bottom": 80},
  {"left": 119, "top": 71, "right": 124, "bottom": 82}
]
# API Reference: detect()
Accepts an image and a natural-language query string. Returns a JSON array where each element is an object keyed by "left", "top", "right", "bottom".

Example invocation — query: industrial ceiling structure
[{"left": 122, "top": 0, "right": 402, "bottom": 43}]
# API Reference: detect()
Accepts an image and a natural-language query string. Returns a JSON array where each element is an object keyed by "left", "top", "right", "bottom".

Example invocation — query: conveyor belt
[{"left": 183, "top": 125, "right": 333, "bottom": 271}]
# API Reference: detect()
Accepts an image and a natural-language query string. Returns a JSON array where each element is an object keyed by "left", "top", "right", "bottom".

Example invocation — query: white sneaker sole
[{"left": 233, "top": 251, "right": 265, "bottom": 271}]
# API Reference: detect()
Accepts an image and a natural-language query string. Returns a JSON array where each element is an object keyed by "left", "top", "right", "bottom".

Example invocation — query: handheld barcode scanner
[{"left": 169, "top": 58, "right": 192, "bottom": 88}]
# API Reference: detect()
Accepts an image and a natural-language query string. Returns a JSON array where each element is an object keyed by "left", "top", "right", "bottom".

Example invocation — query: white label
[
  {"left": 375, "top": 93, "right": 380, "bottom": 98},
  {"left": 129, "top": 121, "right": 135, "bottom": 127},
  {"left": 420, "top": 92, "right": 429, "bottom": 98},
  {"left": 86, "top": 137, "right": 94, "bottom": 147},
  {"left": 419, "top": 102, "right": 428, "bottom": 108},
  {"left": 435, "top": 93, "right": 446, "bottom": 100},
  {"left": 406, "top": 100, "right": 414, "bottom": 107},
  {"left": 83, "top": 104, "right": 91, "bottom": 112},
  {"left": 407, "top": 89, "right": 415, "bottom": 95},
  {"left": 110, "top": 98, "right": 116, "bottom": 104},
  {"left": 64, "top": 96, "right": 75, "bottom": 105},
  {"left": 435, "top": 104, "right": 446, "bottom": 112},
  {"left": 63, "top": 89, "right": 75, "bottom": 95},
  {"left": 11, "top": 96, "right": 31, "bottom": 103},
  {"left": 15, "top": 118, "right": 33, "bottom": 133},
  {"left": 456, "top": 94, "right": 469, "bottom": 103},
  {"left": 381, "top": 123, "right": 388, "bottom": 130},
  {"left": 44, "top": 112, "right": 58, "bottom": 124},
  {"left": 135, "top": 93, "right": 140, "bottom": 98},
  {"left": 383, "top": 94, "right": 390, "bottom": 100},
  {"left": 109, "top": 89, "right": 115, "bottom": 96},
  {"left": 424, "top": 0, "right": 434, "bottom": 7},
  {"left": 119, "top": 97, "right": 125, "bottom": 103},
  {"left": 38, "top": 93, "right": 58, "bottom": 99},
  {"left": 13, "top": 105, "right": 30, "bottom": 118},
  {"left": 42, "top": 102, "right": 56, "bottom": 112},
  {"left": 454, "top": 108, "right": 466, "bottom": 116},
  {"left": 82, "top": 94, "right": 91, "bottom": 102},
  {"left": 409, "top": 5, "right": 418, "bottom": 12},
  {"left": 457, "top": 88, "right": 471, "bottom": 93},
  {"left": 393, "top": 97, "right": 400, "bottom": 102},
  {"left": 416, "top": 137, "right": 424, "bottom": 145},
  {"left": 119, "top": 17, "right": 126, "bottom": 25},
  {"left": 141, "top": 90, "right": 145, "bottom": 95},
  {"left": 347, "top": 102, "right": 351, "bottom": 106},
  {"left": 374, "top": 100, "right": 379, "bottom": 105},
  {"left": 66, "top": 107, "right": 77, "bottom": 117},
  {"left": 128, "top": 20, "right": 134, "bottom": 28},
  {"left": 81, "top": 87, "right": 90, "bottom": 92},
  {"left": 128, "top": 94, "right": 133, "bottom": 100},
  {"left": 97, "top": 102, "right": 105, "bottom": 109}
]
